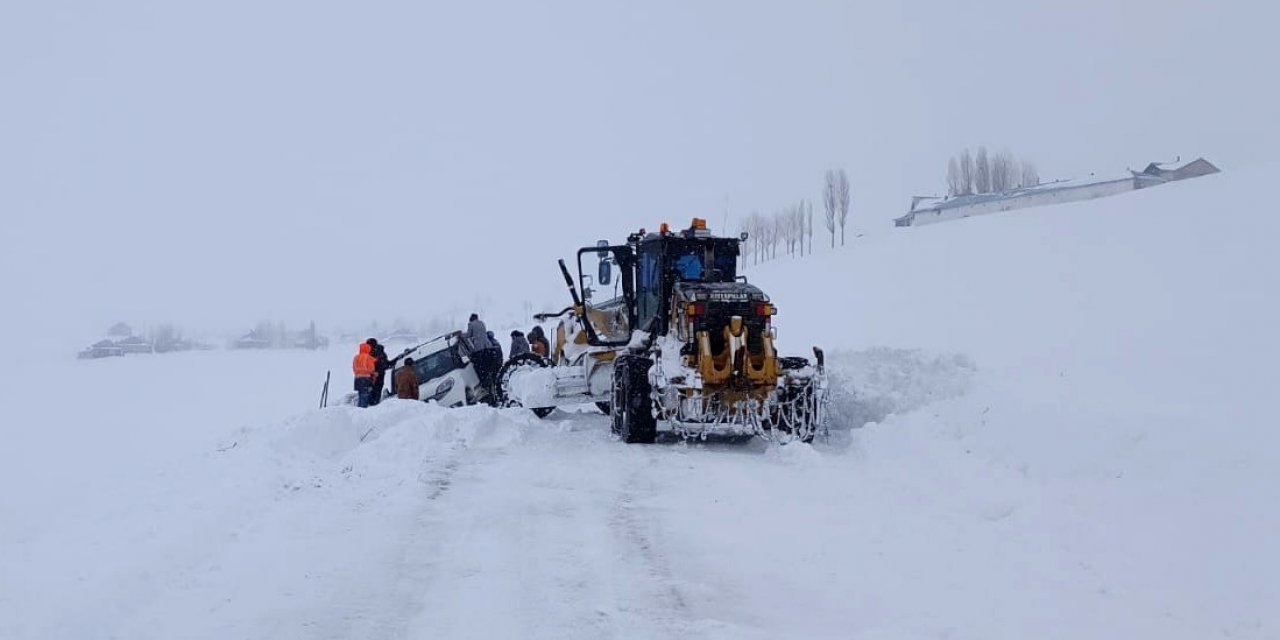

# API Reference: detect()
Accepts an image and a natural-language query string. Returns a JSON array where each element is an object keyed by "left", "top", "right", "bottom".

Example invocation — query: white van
[
  {"left": 341, "top": 331, "right": 491, "bottom": 407},
  {"left": 386, "top": 331, "right": 490, "bottom": 407}
]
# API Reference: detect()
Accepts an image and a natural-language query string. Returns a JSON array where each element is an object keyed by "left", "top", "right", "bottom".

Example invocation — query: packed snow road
[
  {"left": 7, "top": 344, "right": 1268, "bottom": 639},
  {"left": 0, "top": 348, "right": 999, "bottom": 640}
]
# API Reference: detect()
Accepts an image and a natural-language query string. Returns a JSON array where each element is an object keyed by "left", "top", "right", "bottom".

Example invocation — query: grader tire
[{"left": 611, "top": 355, "right": 655, "bottom": 444}]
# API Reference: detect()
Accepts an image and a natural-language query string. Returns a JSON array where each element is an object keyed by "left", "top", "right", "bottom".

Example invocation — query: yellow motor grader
[{"left": 499, "top": 218, "right": 828, "bottom": 443}]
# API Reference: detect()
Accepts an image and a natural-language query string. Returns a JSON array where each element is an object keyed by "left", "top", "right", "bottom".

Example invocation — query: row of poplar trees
[
  {"left": 947, "top": 147, "right": 1039, "bottom": 197},
  {"left": 740, "top": 168, "right": 853, "bottom": 266}
]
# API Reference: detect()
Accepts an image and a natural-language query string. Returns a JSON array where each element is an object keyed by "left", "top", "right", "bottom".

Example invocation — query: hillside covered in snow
[{"left": 2, "top": 167, "right": 1276, "bottom": 639}]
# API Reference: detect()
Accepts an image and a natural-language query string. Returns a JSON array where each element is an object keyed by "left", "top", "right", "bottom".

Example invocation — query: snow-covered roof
[{"left": 1133, "top": 157, "right": 1220, "bottom": 179}]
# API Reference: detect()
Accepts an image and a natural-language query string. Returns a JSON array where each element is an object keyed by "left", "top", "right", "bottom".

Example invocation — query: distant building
[
  {"left": 292, "top": 333, "right": 330, "bottom": 350},
  {"left": 234, "top": 331, "right": 272, "bottom": 349},
  {"left": 117, "top": 335, "right": 155, "bottom": 354},
  {"left": 1131, "top": 157, "right": 1220, "bottom": 184},
  {"left": 78, "top": 340, "right": 124, "bottom": 359},
  {"left": 896, "top": 157, "right": 1220, "bottom": 228},
  {"left": 162, "top": 339, "right": 193, "bottom": 353}
]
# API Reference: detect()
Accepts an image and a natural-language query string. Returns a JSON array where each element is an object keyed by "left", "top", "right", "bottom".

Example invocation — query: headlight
[{"left": 431, "top": 377, "right": 455, "bottom": 400}]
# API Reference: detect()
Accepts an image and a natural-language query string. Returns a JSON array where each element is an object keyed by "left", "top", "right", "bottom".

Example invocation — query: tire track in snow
[
  {"left": 602, "top": 447, "right": 698, "bottom": 638},
  {"left": 302, "top": 414, "right": 513, "bottom": 640}
]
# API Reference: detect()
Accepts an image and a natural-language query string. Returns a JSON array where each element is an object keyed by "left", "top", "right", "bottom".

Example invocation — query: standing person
[
  {"left": 395, "top": 357, "right": 420, "bottom": 400},
  {"left": 509, "top": 330, "right": 531, "bottom": 358},
  {"left": 488, "top": 330, "right": 504, "bottom": 364},
  {"left": 351, "top": 341, "right": 377, "bottom": 408},
  {"left": 367, "top": 339, "right": 390, "bottom": 406},
  {"left": 465, "top": 314, "right": 498, "bottom": 404},
  {"left": 528, "top": 325, "right": 550, "bottom": 359},
  {"left": 465, "top": 313, "right": 493, "bottom": 354}
]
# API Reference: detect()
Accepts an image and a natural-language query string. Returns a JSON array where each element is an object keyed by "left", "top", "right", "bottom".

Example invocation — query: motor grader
[{"left": 499, "top": 218, "right": 828, "bottom": 443}]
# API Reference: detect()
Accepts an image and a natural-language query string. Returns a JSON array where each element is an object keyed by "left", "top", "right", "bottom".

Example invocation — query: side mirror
[{"left": 598, "top": 257, "right": 612, "bottom": 285}]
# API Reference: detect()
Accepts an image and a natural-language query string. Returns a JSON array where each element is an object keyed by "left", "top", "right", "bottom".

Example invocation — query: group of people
[
  {"left": 350, "top": 338, "right": 391, "bottom": 408},
  {"left": 351, "top": 314, "right": 554, "bottom": 408},
  {"left": 351, "top": 337, "right": 424, "bottom": 407},
  {"left": 460, "top": 314, "right": 549, "bottom": 406}
]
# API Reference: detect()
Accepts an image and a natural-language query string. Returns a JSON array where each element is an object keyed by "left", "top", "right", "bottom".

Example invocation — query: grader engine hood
[
  {"left": 673, "top": 282, "right": 770, "bottom": 316},
  {"left": 672, "top": 281, "right": 780, "bottom": 390}
]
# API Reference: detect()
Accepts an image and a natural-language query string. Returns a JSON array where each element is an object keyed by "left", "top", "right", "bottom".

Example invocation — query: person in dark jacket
[
  {"left": 528, "top": 325, "right": 550, "bottom": 359},
  {"left": 509, "top": 330, "right": 531, "bottom": 358},
  {"left": 465, "top": 314, "right": 494, "bottom": 353},
  {"left": 488, "top": 330, "right": 504, "bottom": 363},
  {"left": 395, "top": 357, "right": 420, "bottom": 400},
  {"left": 367, "top": 339, "right": 390, "bottom": 406},
  {"left": 465, "top": 314, "right": 500, "bottom": 405}
]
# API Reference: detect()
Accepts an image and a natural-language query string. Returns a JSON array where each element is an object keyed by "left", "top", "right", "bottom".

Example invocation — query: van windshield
[{"left": 413, "top": 344, "right": 463, "bottom": 383}]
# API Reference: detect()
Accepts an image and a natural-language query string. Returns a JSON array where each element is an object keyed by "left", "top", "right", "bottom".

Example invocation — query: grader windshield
[
  {"left": 576, "top": 244, "right": 636, "bottom": 346},
  {"left": 573, "top": 225, "right": 743, "bottom": 346},
  {"left": 634, "top": 233, "right": 741, "bottom": 336}
]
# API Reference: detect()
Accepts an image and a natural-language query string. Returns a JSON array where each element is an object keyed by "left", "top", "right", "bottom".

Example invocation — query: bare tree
[
  {"left": 771, "top": 212, "right": 784, "bottom": 259},
  {"left": 975, "top": 146, "right": 991, "bottom": 194},
  {"left": 769, "top": 212, "right": 780, "bottom": 260},
  {"left": 806, "top": 200, "right": 814, "bottom": 254},
  {"left": 780, "top": 207, "right": 796, "bottom": 257},
  {"left": 823, "top": 170, "right": 838, "bottom": 248},
  {"left": 757, "top": 213, "right": 770, "bottom": 263},
  {"left": 836, "top": 169, "right": 851, "bottom": 246},
  {"left": 794, "top": 202, "right": 805, "bottom": 256},
  {"left": 990, "top": 150, "right": 1014, "bottom": 193},
  {"left": 745, "top": 211, "right": 764, "bottom": 265},
  {"left": 949, "top": 147, "right": 1040, "bottom": 194},
  {"left": 778, "top": 209, "right": 791, "bottom": 257},
  {"left": 749, "top": 210, "right": 773, "bottom": 264},
  {"left": 990, "top": 154, "right": 1006, "bottom": 193},
  {"left": 1020, "top": 161, "right": 1040, "bottom": 188},
  {"left": 959, "top": 149, "right": 975, "bottom": 195}
]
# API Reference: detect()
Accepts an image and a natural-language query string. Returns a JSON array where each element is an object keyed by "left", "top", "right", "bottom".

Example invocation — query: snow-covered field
[{"left": 2, "top": 167, "right": 1277, "bottom": 639}]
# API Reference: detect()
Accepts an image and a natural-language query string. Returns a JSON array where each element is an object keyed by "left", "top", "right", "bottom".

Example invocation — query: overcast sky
[{"left": 2, "top": 0, "right": 1276, "bottom": 343}]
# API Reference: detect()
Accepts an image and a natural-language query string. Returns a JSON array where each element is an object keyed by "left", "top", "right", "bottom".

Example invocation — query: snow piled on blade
[{"left": 504, "top": 365, "right": 558, "bottom": 408}]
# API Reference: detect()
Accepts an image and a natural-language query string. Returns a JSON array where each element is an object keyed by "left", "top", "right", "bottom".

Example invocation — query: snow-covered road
[{"left": 7, "top": 347, "right": 1268, "bottom": 639}]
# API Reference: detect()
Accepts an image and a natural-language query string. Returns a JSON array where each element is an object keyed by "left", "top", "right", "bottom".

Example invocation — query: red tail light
[
  {"left": 685, "top": 302, "right": 705, "bottom": 316},
  {"left": 754, "top": 302, "right": 775, "bottom": 316}
]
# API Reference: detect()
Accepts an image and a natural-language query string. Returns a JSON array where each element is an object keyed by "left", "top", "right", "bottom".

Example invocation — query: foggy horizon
[{"left": 4, "top": 0, "right": 1276, "bottom": 345}]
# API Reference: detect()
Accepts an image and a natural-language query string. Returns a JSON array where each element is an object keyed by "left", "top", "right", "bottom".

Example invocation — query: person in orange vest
[{"left": 352, "top": 341, "right": 378, "bottom": 407}]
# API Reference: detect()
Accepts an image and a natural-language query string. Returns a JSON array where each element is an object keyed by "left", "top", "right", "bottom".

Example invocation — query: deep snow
[{"left": 2, "top": 167, "right": 1277, "bottom": 639}]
